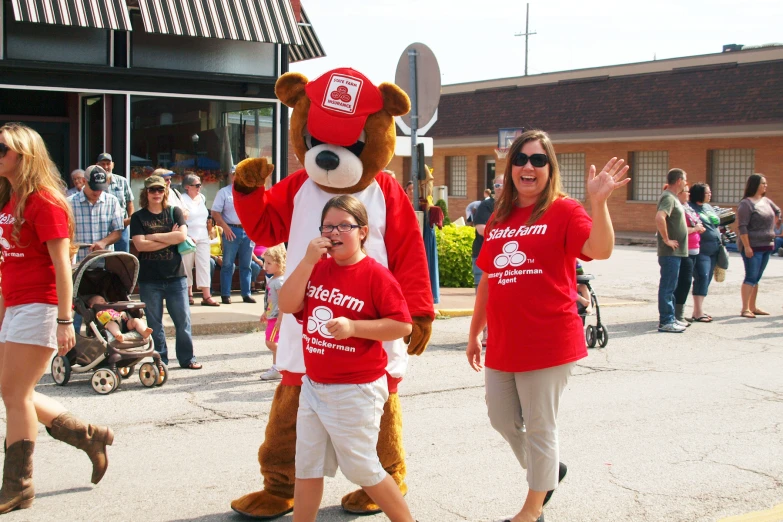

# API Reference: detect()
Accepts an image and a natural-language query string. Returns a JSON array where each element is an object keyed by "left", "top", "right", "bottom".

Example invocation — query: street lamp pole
[{"left": 191, "top": 133, "right": 200, "bottom": 169}]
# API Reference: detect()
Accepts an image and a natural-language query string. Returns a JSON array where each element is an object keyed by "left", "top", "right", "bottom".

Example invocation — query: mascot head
[{"left": 276, "top": 68, "right": 410, "bottom": 194}]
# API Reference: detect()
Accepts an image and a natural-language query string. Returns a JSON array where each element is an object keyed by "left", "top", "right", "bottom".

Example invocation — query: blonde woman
[{"left": 0, "top": 123, "right": 113, "bottom": 514}]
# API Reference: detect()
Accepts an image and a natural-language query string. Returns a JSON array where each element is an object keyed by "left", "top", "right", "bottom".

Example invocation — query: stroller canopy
[{"left": 73, "top": 251, "right": 139, "bottom": 302}]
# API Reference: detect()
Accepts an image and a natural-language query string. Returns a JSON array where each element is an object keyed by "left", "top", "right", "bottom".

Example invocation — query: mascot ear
[
  {"left": 275, "top": 72, "right": 309, "bottom": 108},
  {"left": 378, "top": 83, "right": 411, "bottom": 117}
]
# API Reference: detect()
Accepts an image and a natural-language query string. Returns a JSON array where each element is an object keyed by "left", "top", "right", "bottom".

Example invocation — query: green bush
[
  {"left": 435, "top": 224, "right": 475, "bottom": 288},
  {"left": 435, "top": 199, "right": 451, "bottom": 226}
]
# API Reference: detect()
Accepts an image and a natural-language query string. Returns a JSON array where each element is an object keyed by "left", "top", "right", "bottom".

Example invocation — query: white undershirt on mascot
[{"left": 239, "top": 172, "right": 423, "bottom": 378}]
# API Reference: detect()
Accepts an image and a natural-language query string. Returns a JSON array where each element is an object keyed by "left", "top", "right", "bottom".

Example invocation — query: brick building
[{"left": 382, "top": 45, "right": 783, "bottom": 233}]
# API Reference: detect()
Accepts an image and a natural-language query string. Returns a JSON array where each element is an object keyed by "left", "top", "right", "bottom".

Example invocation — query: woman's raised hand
[{"left": 587, "top": 157, "right": 631, "bottom": 203}]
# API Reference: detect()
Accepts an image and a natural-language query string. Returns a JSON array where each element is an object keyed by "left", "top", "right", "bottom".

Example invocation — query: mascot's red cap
[{"left": 305, "top": 68, "right": 384, "bottom": 147}]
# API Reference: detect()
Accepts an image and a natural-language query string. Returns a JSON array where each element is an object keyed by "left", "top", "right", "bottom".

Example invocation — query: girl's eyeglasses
[
  {"left": 319, "top": 224, "right": 361, "bottom": 234},
  {"left": 0, "top": 143, "right": 11, "bottom": 159},
  {"left": 147, "top": 186, "right": 165, "bottom": 194}
]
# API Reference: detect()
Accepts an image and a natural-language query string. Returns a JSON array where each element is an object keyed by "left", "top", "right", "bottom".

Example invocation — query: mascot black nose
[{"left": 315, "top": 151, "right": 340, "bottom": 171}]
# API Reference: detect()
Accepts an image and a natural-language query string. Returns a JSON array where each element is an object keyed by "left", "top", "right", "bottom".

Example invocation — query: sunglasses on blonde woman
[{"left": 0, "top": 143, "right": 10, "bottom": 158}]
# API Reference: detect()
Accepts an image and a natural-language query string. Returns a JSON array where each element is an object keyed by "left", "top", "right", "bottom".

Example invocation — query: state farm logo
[
  {"left": 307, "top": 306, "right": 334, "bottom": 339},
  {"left": 494, "top": 241, "right": 526, "bottom": 268},
  {"left": 330, "top": 85, "right": 352, "bottom": 103},
  {"left": 0, "top": 227, "right": 11, "bottom": 250},
  {"left": 322, "top": 74, "right": 362, "bottom": 114}
]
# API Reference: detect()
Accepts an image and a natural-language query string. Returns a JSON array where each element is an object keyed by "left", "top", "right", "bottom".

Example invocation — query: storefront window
[{"left": 129, "top": 96, "right": 274, "bottom": 208}]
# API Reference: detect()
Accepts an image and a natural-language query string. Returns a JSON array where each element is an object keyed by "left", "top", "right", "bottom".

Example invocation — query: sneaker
[
  {"left": 260, "top": 368, "right": 282, "bottom": 381},
  {"left": 778, "top": 247, "right": 783, "bottom": 257},
  {"left": 658, "top": 322, "right": 686, "bottom": 333},
  {"left": 675, "top": 318, "right": 691, "bottom": 328}
]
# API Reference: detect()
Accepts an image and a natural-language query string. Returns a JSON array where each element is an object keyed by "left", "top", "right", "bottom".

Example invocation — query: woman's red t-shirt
[
  {"left": 476, "top": 198, "right": 592, "bottom": 372},
  {"left": 0, "top": 193, "right": 70, "bottom": 307}
]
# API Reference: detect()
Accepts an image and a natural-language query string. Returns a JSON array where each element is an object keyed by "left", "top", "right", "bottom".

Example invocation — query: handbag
[
  {"left": 717, "top": 244, "right": 730, "bottom": 270},
  {"left": 169, "top": 207, "right": 197, "bottom": 255}
]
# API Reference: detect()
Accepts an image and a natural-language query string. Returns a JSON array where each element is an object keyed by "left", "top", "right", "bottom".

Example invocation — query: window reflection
[{"left": 130, "top": 96, "right": 274, "bottom": 207}]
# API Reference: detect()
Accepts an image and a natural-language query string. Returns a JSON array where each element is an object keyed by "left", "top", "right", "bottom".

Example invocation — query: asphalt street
[{"left": 1, "top": 246, "right": 782, "bottom": 522}]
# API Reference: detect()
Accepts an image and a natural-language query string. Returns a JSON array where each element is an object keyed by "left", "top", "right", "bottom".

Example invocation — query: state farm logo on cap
[{"left": 322, "top": 74, "right": 362, "bottom": 114}]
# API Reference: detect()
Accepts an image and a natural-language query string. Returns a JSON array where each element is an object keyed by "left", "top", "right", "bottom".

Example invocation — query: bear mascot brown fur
[{"left": 229, "top": 67, "right": 434, "bottom": 519}]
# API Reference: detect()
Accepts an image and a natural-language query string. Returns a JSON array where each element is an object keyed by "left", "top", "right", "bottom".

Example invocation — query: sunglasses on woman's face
[
  {"left": 147, "top": 186, "right": 165, "bottom": 194},
  {"left": 189, "top": 184, "right": 202, "bottom": 188},
  {"left": 0, "top": 143, "right": 11, "bottom": 159},
  {"left": 512, "top": 153, "right": 549, "bottom": 168}
]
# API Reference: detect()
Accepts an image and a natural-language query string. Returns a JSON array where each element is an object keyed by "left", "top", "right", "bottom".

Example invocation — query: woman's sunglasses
[
  {"left": 0, "top": 143, "right": 11, "bottom": 158},
  {"left": 189, "top": 184, "right": 202, "bottom": 188},
  {"left": 511, "top": 153, "right": 549, "bottom": 168},
  {"left": 147, "top": 186, "right": 165, "bottom": 194}
]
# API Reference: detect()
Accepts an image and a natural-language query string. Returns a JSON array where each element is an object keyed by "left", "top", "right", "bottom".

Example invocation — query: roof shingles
[{"left": 428, "top": 61, "right": 783, "bottom": 138}]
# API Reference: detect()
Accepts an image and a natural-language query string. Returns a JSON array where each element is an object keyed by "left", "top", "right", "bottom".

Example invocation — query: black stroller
[
  {"left": 578, "top": 274, "right": 608, "bottom": 348},
  {"left": 50, "top": 251, "right": 168, "bottom": 394}
]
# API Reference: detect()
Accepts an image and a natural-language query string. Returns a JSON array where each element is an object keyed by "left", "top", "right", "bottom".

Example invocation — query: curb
[
  {"left": 164, "top": 321, "right": 260, "bottom": 338},
  {"left": 436, "top": 309, "right": 474, "bottom": 318}
]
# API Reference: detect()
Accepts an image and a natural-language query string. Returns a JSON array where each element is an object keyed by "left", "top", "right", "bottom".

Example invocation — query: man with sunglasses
[{"left": 96, "top": 153, "right": 134, "bottom": 253}]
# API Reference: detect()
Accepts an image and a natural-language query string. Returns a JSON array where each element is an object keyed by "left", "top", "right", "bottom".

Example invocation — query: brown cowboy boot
[
  {"left": 47, "top": 413, "right": 113, "bottom": 484},
  {"left": 0, "top": 439, "right": 35, "bottom": 514}
]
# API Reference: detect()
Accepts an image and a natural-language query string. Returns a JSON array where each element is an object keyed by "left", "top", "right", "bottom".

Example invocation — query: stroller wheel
[
  {"left": 139, "top": 362, "right": 160, "bottom": 388},
  {"left": 91, "top": 369, "right": 120, "bottom": 395},
  {"left": 585, "top": 325, "right": 597, "bottom": 348},
  {"left": 51, "top": 356, "right": 71, "bottom": 386},
  {"left": 597, "top": 325, "right": 609, "bottom": 348},
  {"left": 118, "top": 365, "right": 135, "bottom": 379},
  {"left": 155, "top": 363, "right": 169, "bottom": 387}
]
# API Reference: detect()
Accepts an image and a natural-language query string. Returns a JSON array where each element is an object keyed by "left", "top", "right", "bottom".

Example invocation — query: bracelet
[{"left": 56, "top": 318, "right": 74, "bottom": 325}]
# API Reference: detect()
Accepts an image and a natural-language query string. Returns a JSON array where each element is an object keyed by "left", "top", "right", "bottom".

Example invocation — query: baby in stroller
[{"left": 87, "top": 294, "right": 153, "bottom": 343}]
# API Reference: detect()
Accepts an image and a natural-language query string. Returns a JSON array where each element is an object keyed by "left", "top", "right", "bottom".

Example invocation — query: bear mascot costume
[{"left": 230, "top": 67, "right": 435, "bottom": 519}]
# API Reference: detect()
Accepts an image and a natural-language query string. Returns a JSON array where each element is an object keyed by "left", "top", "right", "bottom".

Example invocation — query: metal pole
[
  {"left": 408, "top": 48, "right": 419, "bottom": 205},
  {"left": 525, "top": 3, "right": 530, "bottom": 76}
]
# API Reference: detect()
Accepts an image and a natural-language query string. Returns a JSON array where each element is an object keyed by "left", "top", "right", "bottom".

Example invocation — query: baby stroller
[
  {"left": 50, "top": 251, "right": 167, "bottom": 395},
  {"left": 578, "top": 274, "right": 608, "bottom": 348}
]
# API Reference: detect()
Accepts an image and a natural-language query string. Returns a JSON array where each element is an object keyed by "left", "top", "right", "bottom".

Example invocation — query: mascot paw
[
  {"left": 341, "top": 481, "right": 407, "bottom": 515},
  {"left": 230, "top": 490, "right": 294, "bottom": 520},
  {"left": 234, "top": 157, "right": 275, "bottom": 195},
  {"left": 405, "top": 316, "right": 433, "bottom": 356}
]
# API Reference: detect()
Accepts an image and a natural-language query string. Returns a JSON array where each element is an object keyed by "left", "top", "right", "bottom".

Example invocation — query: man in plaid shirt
[
  {"left": 97, "top": 152, "right": 134, "bottom": 252},
  {"left": 68, "top": 165, "right": 124, "bottom": 263}
]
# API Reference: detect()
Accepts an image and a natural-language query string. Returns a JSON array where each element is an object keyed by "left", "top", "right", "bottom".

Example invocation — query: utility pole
[{"left": 514, "top": 3, "right": 536, "bottom": 76}]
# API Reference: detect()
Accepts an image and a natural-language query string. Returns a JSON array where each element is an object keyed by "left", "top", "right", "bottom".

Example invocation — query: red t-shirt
[
  {"left": 0, "top": 193, "right": 70, "bottom": 307},
  {"left": 477, "top": 198, "right": 592, "bottom": 372},
  {"left": 296, "top": 256, "right": 412, "bottom": 384}
]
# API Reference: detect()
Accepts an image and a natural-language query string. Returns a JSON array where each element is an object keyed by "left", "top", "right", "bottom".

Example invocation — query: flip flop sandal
[
  {"left": 752, "top": 309, "right": 770, "bottom": 316},
  {"left": 692, "top": 315, "right": 713, "bottom": 322},
  {"left": 741, "top": 311, "right": 756, "bottom": 318}
]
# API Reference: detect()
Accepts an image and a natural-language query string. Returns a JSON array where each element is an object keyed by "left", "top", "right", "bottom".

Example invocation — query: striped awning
[
  {"left": 10, "top": 0, "right": 132, "bottom": 30},
  {"left": 137, "top": 0, "right": 303, "bottom": 45},
  {"left": 289, "top": 6, "right": 325, "bottom": 63}
]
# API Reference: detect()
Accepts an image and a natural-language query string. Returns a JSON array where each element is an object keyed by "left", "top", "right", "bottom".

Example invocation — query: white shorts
[
  {"left": 295, "top": 375, "right": 388, "bottom": 487},
  {"left": 0, "top": 303, "right": 59, "bottom": 350}
]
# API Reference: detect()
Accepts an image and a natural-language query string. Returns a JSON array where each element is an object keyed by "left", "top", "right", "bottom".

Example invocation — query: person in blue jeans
[
  {"left": 130, "top": 175, "right": 202, "bottom": 369},
  {"left": 211, "top": 170, "right": 256, "bottom": 305},
  {"left": 655, "top": 169, "right": 689, "bottom": 333}
]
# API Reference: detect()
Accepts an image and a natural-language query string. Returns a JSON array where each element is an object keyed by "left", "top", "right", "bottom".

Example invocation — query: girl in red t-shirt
[
  {"left": 278, "top": 195, "right": 414, "bottom": 522},
  {"left": 467, "top": 129, "right": 630, "bottom": 522},
  {"left": 0, "top": 123, "right": 114, "bottom": 514}
]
